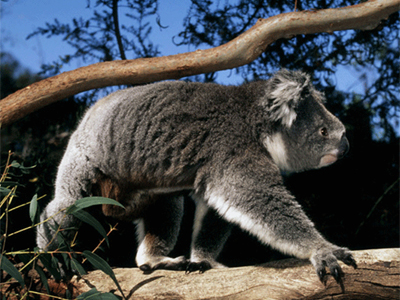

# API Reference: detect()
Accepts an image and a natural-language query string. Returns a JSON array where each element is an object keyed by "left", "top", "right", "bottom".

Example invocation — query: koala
[{"left": 36, "top": 69, "right": 357, "bottom": 287}]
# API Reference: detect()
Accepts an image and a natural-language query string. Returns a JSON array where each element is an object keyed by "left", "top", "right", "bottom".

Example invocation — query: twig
[
  {"left": 81, "top": 222, "right": 119, "bottom": 264},
  {"left": 112, "top": 0, "right": 127, "bottom": 60},
  {"left": 0, "top": 194, "right": 46, "bottom": 219},
  {"left": 28, "top": 290, "right": 69, "bottom": 300}
]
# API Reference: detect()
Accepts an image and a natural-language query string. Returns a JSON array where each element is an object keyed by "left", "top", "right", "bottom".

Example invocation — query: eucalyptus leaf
[
  {"left": 66, "top": 197, "right": 124, "bottom": 215},
  {"left": 0, "top": 255, "right": 25, "bottom": 288},
  {"left": 16, "top": 254, "right": 31, "bottom": 265},
  {"left": 40, "top": 254, "right": 62, "bottom": 281},
  {"left": 60, "top": 252, "right": 71, "bottom": 270},
  {"left": 0, "top": 186, "right": 12, "bottom": 197},
  {"left": 82, "top": 251, "right": 125, "bottom": 299},
  {"left": 77, "top": 288, "right": 121, "bottom": 300},
  {"left": 29, "top": 194, "right": 38, "bottom": 223},
  {"left": 82, "top": 251, "right": 115, "bottom": 279},
  {"left": 35, "top": 265, "right": 50, "bottom": 294},
  {"left": 0, "top": 181, "right": 25, "bottom": 187},
  {"left": 73, "top": 210, "right": 109, "bottom": 246},
  {"left": 9, "top": 161, "right": 36, "bottom": 171},
  {"left": 10, "top": 161, "right": 20, "bottom": 168},
  {"left": 71, "top": 257, "right": 87, "bottom": 275}
]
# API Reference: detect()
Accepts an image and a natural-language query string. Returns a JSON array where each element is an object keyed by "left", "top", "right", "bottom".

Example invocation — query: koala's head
[{"left": 260, "top": 69, "right": 349, "bottom": 173}]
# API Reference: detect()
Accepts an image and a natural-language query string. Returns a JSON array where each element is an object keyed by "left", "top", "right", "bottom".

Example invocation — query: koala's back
[{"left": 70, "top": 81, "right": 262, "bottom": 187}]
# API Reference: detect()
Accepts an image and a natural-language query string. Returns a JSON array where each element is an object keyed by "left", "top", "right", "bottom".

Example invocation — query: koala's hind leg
[
  {"left": 187, "top": 197, "right": 233, "bottom": 272},
  {"left": 92, "top": 173, "right": 154, "bottom": 221},
  {"left": 135, "top": 194, "right": 187, "bottom": 272}
]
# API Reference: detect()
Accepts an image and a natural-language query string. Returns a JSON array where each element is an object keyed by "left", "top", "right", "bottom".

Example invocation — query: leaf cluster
[{"left": 0, "top": 152, "right": 127, "bottom": 299}]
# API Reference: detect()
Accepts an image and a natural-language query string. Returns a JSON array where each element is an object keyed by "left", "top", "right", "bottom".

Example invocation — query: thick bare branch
[
  {"left": 1, "top": 0, "right": 399, "bottom": 126},
  {"left": 72, "top": 249, "right": 400, "bottom": 300}
]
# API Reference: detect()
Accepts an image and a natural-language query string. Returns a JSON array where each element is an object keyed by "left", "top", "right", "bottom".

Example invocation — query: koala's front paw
[{"left": 311, "top": 246, "right": 357, "bottom": 292}]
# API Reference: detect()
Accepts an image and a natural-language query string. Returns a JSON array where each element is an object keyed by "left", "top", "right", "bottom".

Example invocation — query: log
[
  {"left": 73, "top": 248, "right": 400, "bottom": 299},
  {"left": 1, "top": 0, "right": 399, "bottom": 126}
]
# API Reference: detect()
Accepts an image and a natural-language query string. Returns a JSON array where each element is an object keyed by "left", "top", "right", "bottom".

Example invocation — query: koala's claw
[
  {"left": 186, "top": 261, "right": 212, "bottom": 274},
  {"left": 312, "top": 246, "right": 357, "bottom": 293},
  {"left": 317, "top": 268, "right": 328, "bottom": 286},
  {"left": 333, "top": 248, "right": 358, "bottom": 269},
  {"left": 316, "top": 261, "right": 345, "bottom": 292}
]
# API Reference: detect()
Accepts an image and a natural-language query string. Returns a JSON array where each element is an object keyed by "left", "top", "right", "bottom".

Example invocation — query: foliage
[{"left": 0, "top": 152, "right": 126, "bottom": 299}]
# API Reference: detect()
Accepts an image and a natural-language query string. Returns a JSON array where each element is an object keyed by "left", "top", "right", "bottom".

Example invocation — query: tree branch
[
  {"left": 1, "top": 0, "right": 399, "bottom": 126},
  {"left": 72, "top": 249, "right": 400, "bottom": 300}
]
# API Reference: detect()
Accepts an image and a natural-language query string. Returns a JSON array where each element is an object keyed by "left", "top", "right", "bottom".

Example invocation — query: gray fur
[{"left": 36, "top": 69, "right": 356, "bottom": 284}]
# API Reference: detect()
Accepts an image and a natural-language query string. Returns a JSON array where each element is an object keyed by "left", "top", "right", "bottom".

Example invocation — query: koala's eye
[{"left": 320, "top": 127, "right": 329, "bottom": 137}]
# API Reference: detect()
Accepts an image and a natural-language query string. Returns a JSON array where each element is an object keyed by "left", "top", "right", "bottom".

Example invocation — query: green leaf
[
  {"left": 10, "top": 161, "right": 21, "bottom": 168},
  {"left": 82, "top": 251, "right": 125, "bottom": 299},
  {"left": 60, "top": 252, "right": 71, "bottom": 270},
  {"left": 55, "top": 232, "right": 69, "bottom": 250},
  {"left": 72, "top": 210, "right": 109, "bottom": 247},
  {"left": 16, "top": 254, "right": 31, "bottom": 265},
  {"left": 10, "top": 161, "right": 36, "bottom": 171},
  {"left": 18, "top": 252, "right": 50, "bottom": 294},
  {"left": 66, "top": 197, "right": 124, "bottom": 215},
  {"left": 29, "top": 194, "right": 38, "bottom": 223},
  {"left": 82, "top": 251, "right": 114, "bottom": 278},
  {"left": 71, "top": 257, "right": 87, "bottom": 275},
  {"left": 77, "top": 288, "right": 121, "bottom": 300},
  {"left": 35, "top": 265, "right": 50, "bottom": 294},
  {"left": 39, "top": 254, "right": 62, "bottom": 281},
  {"left": 0, "top": 181, "right": 25, "bottom": 187},
  {"left": 0, "top": 254, "right": 25, "bottom": 288},
  {"left": 0, "top": 186, "right": 12, "bottom": 197},
  {"left": 51, "top": 256, "right": 61, "bottom": 271}
]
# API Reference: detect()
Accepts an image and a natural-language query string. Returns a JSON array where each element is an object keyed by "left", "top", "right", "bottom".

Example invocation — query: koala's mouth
[{"left": 319, "top": 153, "right": 338, "bottom": 168}]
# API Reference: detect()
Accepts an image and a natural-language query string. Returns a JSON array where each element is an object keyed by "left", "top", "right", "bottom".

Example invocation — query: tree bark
[
  {"left": 1, "top": 0, "right": 399, "bottom": 126},
  {"left": 72, "top": 248, "right": 400, "bottom": 300}
]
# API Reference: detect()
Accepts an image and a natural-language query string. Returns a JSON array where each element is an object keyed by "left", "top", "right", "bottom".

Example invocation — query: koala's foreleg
[
  {"left": 135, "top": 193, "right": 187, "bottom": 272},
  {"left": 187, "top": 197, "right": 233, "bottom": 272},
  {"left": 199, "top": 149, "right": 357, "bottom": 286}
]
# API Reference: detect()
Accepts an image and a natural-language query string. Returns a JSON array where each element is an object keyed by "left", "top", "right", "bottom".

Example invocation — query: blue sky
[
  {"left": 1, "top": 0, "right": 192, "bottom": 72},
  {"left": 1, "top": 0, "right": 370, "bottom": 91}
]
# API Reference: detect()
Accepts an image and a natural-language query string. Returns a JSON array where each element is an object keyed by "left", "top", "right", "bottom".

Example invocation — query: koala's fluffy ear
[{"left": 263, "top": 69, "right": 311, "bottom": 128}]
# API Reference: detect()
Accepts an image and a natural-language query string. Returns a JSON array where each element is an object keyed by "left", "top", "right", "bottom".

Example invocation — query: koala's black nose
[{"left": 338, "top": 135, "right": 349, "bottom": 159}]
